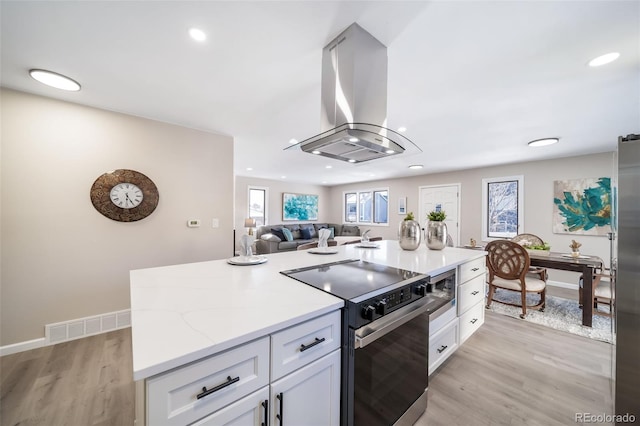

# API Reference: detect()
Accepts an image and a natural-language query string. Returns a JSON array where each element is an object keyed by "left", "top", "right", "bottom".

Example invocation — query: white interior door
[{"left": 419, "top": 184, "right": 460, "bottom": 247}]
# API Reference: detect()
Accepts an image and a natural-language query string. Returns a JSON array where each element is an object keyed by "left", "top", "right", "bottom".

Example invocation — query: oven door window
[{"left": 354, "top": 313, "right": 428, "bottom": 425}]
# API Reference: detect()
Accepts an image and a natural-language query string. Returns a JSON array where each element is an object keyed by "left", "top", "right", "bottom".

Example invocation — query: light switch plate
[{"left": 212, "top": 218, "right": 219, "bottom": 228}]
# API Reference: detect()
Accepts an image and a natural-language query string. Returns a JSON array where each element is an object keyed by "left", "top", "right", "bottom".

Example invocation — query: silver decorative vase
[
  {"left": 398, "top": 219, "right": 422, "bottom": 250},
  {"left": 426, "top": 221, "right": 447, "bottom": 250}
]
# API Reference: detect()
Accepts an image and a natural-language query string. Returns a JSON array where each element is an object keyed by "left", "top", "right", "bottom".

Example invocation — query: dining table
[{"left": 527, "top": 251, "right": 603, "bottom": 327}]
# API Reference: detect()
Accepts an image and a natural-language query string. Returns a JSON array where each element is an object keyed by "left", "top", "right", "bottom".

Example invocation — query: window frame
[
  {"left": 248, "top": 185, "right": 268, "bottom": 227},
  {"left": 343, "top": 188, "right": 389, "bottom": 226},
  {"left": 481, "top": 175, "right": 524, "bottom": 241}
]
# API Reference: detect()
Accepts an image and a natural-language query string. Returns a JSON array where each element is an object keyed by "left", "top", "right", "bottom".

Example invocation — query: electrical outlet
[{"left": 187, "top": 219, "right": 201, "bottom": 228}]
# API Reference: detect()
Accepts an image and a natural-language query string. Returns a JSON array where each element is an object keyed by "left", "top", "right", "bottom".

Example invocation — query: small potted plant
[
  {"left": 426, "top": 210, "right": 447, "bottom": 250},
  {"left": 427, "top": 210, "right": 446, "bottom": 222},
  {"left": 570, "top": 239, "right": 582, "bottom": 258},
  {"left": 398, "top": 212, "right": 421, "bottom": 250}
]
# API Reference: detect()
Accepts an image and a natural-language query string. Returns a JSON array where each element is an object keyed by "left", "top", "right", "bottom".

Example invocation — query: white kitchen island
[{"left": 131, "top": 240, "right": 486, "bottom": 425}]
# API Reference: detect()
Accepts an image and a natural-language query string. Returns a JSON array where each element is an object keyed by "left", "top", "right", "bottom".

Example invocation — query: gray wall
[
  {"left": 1, "top": 89, "right": 235, "bottom": 345},
  {"left": 234, "top": 176, "right": 330, "bottom": 249},
  {"left": 326, "top": 152, "right": 615, "bottom": 283}
]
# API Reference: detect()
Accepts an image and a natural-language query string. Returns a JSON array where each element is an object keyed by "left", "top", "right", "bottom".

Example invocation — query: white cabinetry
[
  {"left": 428, "top": 255, "right": 486, "bottom": 375},
  {"left": 457, "top": 257, "right": 485, "bottom": 344},
  {"left": 270, "top": 350, "right": 341, "bottom": 426},
  {"left": 143, "top": 310, "right": 341, "bottom": 426}
]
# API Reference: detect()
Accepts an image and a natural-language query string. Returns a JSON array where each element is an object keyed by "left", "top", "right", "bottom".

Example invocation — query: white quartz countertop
[{"left": 130, "top": 240, "right": 485, "bottom": 380}]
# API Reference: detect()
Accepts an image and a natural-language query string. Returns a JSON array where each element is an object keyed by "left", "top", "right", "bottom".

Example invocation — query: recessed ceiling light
[
  {"left": 29, "top": 69, "right": 81, "bottom": 91},
  {"left": 281, "top": 176, "right": 286, "bottom": 179},
  {"left": 289, "top": 138, "right": 298, "bottom": 144},
  {"left": 528, "top": 137, "right": 559, "bottom": 147},
  {"left": 588, "top": 52, "right": 620, "bottom": 67},
  {"left": 349, "top": 137, "right": 359, "bottom": 142},
  {"left": 326, "top": 165, "right": 332, "bottom": 169},
  {"left": 385, "top": 149, "right": 395, "bottom": 154},
  {"left": 189, "top": 28, "right": 207, "bottom": 42},
  {"left": 312, "top": 150, "right": 321, "bottom": 155},
  {"left": 246, "top": 167, "right": 253, "bottom": 171},
  {"left": 397, "top": 126, "right": 407, "bottom": 133},
  {"left": 408, "top": 165, "right": 423, "bottom": 170},
  {"left": 348, "top": 159, "right": 356, "bottom": 163},
  {"left": 322, "top": 181, "right": 328, "bottom": 184}
]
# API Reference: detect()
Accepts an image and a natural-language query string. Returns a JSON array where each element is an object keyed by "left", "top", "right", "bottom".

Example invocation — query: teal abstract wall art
[
  {"left": 282, "top": 193, "right": 319, "bottom": 221},
  {"left": 553, "top": 177, "right": 611, "bottom": 235}
]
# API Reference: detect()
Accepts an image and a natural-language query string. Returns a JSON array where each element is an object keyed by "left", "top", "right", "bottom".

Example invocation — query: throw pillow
[
  {"left": 301, "top": 225, "right": 317, "bottom": 238},
  {"left": 270, "top": 227, "right": 286, "bottom": 241},
  {"left": 300, "top": 227, "right": 312, "bottom": 239},
  {"left": 281, "top": 227, "right": 294, "bottom": 242},
  {"left": 260, "top": 233, "right": 281, "bottom": 242}
]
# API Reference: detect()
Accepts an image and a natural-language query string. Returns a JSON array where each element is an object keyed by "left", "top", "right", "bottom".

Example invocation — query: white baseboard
[
  {"left": 0, "top": 337, "right": 46, "bottom": 357},
  {"left": 1, "top": 309, "right": 131, "bottom": 357}
]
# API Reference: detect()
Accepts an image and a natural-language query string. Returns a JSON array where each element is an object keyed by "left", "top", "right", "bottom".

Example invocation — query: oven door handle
[{"left": 355, "top": 298, "right": 430, "bottom": 349}]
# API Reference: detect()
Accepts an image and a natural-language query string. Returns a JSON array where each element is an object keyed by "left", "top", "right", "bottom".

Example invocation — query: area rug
[{"left": 487, "top": 289, "right": 614, "bottom": 343}]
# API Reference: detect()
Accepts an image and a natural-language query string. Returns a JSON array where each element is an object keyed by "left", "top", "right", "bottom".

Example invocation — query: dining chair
[
  {"left": 578, "top": 261, "right": 614, "bottom": 317},
  {"left": 511, "top": 233, "right": 548, "bottom": 281},
  {"left": 485, "top": 239, "right": 547, "bottom": 319},
  {"left": 296, "top": 240, "right": 338, "bottom": 250}
]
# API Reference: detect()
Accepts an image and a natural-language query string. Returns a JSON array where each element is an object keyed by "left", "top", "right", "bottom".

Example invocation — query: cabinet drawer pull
[
  {"left": 300, "top": 337, "right": 325, "bottom": 352},
  {"left": 437, "top": 345, "right": 448, "bottom": 354},
  {"left": 471, "top": 267, "right": 480, "bottom": 272},
  {"left": 470, "top": 318, "right": 478, "bottom": 324},
  {"left": 261, "top": 400, "right": 269, "bottom": 426},
  {"left": 276, "top": 392, "right": 283, "bottom": 424},
  {"left": 196, "top": 375, "right": 240, "bottom": 400},
  {"left": 471, "top": 290, "right": 480, "bottom": 296}
]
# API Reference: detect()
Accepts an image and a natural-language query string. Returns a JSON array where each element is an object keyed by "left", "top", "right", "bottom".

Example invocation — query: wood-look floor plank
[
  {"left": 1, "top": 293, "right": 613, "bottom": 426},
  {"left": 0, "top": 329, "right": 135, "bottom": 426},
  {"left": 418, "top": 310, "right": 614, "bottom": 426}
]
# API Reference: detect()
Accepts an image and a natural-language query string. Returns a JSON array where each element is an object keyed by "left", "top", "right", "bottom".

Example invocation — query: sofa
[{"left": 255, "top": 223, "right": 361, "bottom": 254}]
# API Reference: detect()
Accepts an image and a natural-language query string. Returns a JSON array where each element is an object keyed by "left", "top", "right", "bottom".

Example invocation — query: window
[
  {"left": 482, "top": 176, "right": 524, "bottom": 240},
  {"left": 248, "top": 186, "right": 268, "bottom": 226},
  {"left": 344, "top": 189, "right": 388, "bottom": 225}
]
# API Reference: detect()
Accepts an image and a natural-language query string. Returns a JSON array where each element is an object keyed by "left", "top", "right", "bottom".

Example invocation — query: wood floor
[
  {"left": 2, "top": 286, "right": 613, "bottom": 426},
  {"left": 1, "top": 328, "right": 134, "bottom": 426}
]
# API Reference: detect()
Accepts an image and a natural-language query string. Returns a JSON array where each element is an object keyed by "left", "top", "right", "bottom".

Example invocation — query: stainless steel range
[{"left": 281, "top": 259, "right": 454, "bottom": 425}]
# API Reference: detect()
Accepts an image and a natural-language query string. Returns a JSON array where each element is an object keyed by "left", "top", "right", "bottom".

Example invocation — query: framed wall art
[
  {"left": 553, "top": 177, "right": 611, "bottom": 235},
  {"left": 398, "top": 197, "right": 407, "bottom": 215},
  {"left": 282, "top": 193, "right": 319, "bottom": 221}
]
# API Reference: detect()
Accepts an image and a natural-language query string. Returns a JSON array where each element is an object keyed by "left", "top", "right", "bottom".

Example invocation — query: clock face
[
  {"left": 90, "top": 169, "right": 159, "bottom": 222},
  {"left": 110, "top": 183, "right": 143, "bottom": 209}
]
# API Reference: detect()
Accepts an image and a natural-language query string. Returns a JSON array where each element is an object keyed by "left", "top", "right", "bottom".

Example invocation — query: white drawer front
[
  {"left": 459, "top": 256, "right": 486, "bottom": 284},
  {"left": 271, "top": 310, "right": 341, "bottom": 381},
  {"left": 457, "top": 274, "right": 485, "bottom": 315},
  {"left": 147, "top": 337, "right": 269, "bottom": 426},
  {"left": 459, "top": 301, "right": 485, "bottom": 344},
  {"left": 429, "top": 318, "right": 459, "bottom": 375}
]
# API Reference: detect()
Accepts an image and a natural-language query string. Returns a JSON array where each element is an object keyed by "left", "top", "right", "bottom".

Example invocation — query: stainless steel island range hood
[{"left": 287, "top": 23, "right": 419, "bottom": 163}]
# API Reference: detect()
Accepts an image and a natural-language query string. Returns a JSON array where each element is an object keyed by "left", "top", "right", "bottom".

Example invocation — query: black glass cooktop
[{"left": 280, "top": 259, "right": 424, "bottom": 301}]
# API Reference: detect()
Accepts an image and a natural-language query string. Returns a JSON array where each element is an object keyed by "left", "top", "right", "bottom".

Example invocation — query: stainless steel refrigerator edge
[{"left": 615, "top": 134, "right": 640, "bottom": 421}]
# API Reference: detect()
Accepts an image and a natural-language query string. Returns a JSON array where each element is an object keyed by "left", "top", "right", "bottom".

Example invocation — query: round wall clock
[{"left": 90, "top": 169, "right": 159, "bottom": 222}]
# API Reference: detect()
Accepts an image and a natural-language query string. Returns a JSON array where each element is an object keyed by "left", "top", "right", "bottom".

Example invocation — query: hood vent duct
[{"left": 287, "top": 23, "right": 420, "bottom": 163}]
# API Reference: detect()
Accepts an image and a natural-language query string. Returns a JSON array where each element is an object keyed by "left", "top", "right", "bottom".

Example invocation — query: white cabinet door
[
  {"left": 270, "top": 350, "right": 340, "bottom": 426},
  {"left": 190, "top": 387, "right": 269, "bottom": 426}
]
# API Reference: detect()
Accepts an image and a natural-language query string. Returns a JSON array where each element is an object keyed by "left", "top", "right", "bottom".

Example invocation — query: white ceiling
[{"left": 2, "top": 1, "right": 638, "bottom": 185}]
